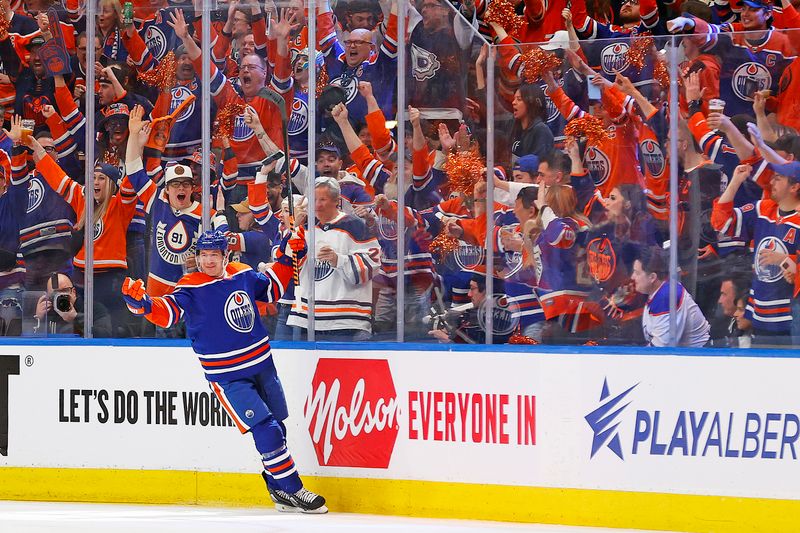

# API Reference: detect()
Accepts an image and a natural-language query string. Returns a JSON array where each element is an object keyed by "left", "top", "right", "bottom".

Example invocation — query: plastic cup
[
  {"left": 20, "top": 119, "right": 34, "bottom": 143},
  {"left": 707, "top": 99, "right": 725, "bottom": 132},
  {"left": 708, "top": 99, "right": 725, "bottom": 115}
]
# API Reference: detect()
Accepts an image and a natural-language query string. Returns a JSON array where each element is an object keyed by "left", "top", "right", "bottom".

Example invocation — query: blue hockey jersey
[
  {"left": 143, "top": 261, "right": 293, "bottom": 381},
  {"left": 712, "top": 198, "right": 800, "bottom": 333}
]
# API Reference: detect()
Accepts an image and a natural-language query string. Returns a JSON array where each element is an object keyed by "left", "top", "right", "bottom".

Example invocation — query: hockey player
[{"left": 121, "top": 229, "right": 327, "bottom": 513}]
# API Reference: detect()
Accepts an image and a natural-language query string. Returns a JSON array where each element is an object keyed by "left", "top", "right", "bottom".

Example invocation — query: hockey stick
[{"left": 258, "top": 86, "right": 300, "bottom": 287}]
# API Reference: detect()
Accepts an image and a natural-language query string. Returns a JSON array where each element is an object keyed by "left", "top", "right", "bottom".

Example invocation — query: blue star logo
[{"left": 585, "top": 378, "right": 637, "bottom": 460}]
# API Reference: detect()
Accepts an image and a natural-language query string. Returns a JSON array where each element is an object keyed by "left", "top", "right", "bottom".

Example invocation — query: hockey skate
[
  {"left": 273, "top": 487, "right": 328, "bottom": 514},
  {"left": 262, "top": 472, "right": 328, "bottom": 514}
]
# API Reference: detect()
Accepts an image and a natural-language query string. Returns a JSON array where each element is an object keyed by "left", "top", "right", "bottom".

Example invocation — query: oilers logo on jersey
[
  {"left": 329, "top": 75, "right": 359, "bottom": 104},
  {"left": 732, "top": 63, "right": 771, "bottom": 102},
  {"left": 315, "top": 259, "right": 334, "bottom": 281},
  {"left": 224, "top": 290, "right": 255, "bottom": 333},
  {"left": 170, "top": 86, "right": 196, "bottom": 123},
  {"left": 500, "top": 251, "right": 524, "bottom": 279},
  {"left": 601, "top": 42, "right": 630, "bottom": 76},
  {"left": 640, "top": 139, "right": 665, "bottom": 178},
  {"left": 144, "top": 25, "right": 167, "bottom": 60},
  {"left": 233, "top": 114, "right": 255, "bottom": 141},
  {"left": 586, "top": 237, "right": 616, "bottom": 283},
  {"left": 476, "top": 294, "right": 520, "bottom": 336},
  {"left": 410, "top": 43, "right": 441, "bottom": 82},
  {"left": 27, "top": 178, "right": 44, "bottom": 213},
  {"left": 377, "top": 216, "right": 398, "bottom": 240},
  {"left": 94, "top": 219, "right": 103, "bottom": 241},
  {"left": 288, "top": 98, "right": 309, "bottom": 136},
  {"left": 454, "top": 242, "right": 485, "bottom": 271},
  {"left": 754, "top": 236, "right": 788, "bottom": 282},
  {"left": 155, "top": 220, "right": 196, "bottom": 265},
  {"left": 584, "top": 147, "right": 611, "bottom": 187}
]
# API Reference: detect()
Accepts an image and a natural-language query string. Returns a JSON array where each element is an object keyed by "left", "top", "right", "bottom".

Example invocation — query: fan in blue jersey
[{"left": 121, "top": 229, "right": 327, "bottom": 514}]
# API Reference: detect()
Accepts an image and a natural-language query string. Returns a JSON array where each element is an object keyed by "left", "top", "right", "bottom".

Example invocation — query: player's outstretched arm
[{"left": 121, "top": 277, "right": 183, "bottom": 328}]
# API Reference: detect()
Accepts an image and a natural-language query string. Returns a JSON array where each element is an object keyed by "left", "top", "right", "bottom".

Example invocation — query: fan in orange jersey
[
  {"left": 542, "top": 62, "right": 644, "bottom": 197},
  {"left": 9, "top": 115, "right": 138, "bottom": 337}
]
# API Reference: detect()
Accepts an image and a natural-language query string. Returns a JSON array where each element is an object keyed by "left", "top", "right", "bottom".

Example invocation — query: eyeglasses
[
  {"left": 42, "top": 146, "right": 56, "bottom": 153},
  {"left": 343, "top": 40, "right": 371, "bottom": 47},
  {"left": 167, "top": 180, "right": 193, "bottom": 188},
  {"left": 239, "top": 64, "right": 265, "bottom": 72},
  {"left": 621, "top": 0, "right": 639, "bottom": 5}
]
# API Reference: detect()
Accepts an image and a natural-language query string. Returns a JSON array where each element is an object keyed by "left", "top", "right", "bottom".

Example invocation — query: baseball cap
[
  {"left": 26, "top": 35, "right": 45, "bottom": 49},
  {"left": 282, "top": 194, "right": 308, "bottom": 210},
  {"left": 742, "top": 0, "right": 772, "bottom": 9},
  {"left": 94, "top": 163, "right": 121, "bottom": 183},
  {"left": 317, "top": 143, "right": 341, "bottom": 158},
  {"left": 539, "top": 31, "right": 571, "bottom": 51},
  {"left": 164, "top": 164, "right": 193, "bottom": 184},
  {"left": 231, "top": 199, "right": 250, "bottom": 213},
  {"left": 186, "top": 148, "right": 217, "bottom": 169},
  {"left": 769, "top": 161, "right": 800, "bottom": 183},
  {"left": 513, "top": 154, "right": 540, "bottom": 175},
  {"left": 97, "top": 102, "right": 130, "bottom": 131}
]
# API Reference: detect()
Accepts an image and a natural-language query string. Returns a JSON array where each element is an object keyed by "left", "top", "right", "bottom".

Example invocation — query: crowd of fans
[{"left": 1, "top": 0, "right": 800, "bottom": 348}]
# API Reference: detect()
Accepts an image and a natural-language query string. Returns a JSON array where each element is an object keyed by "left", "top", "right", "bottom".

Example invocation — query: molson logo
[{"left": 305, "top": 358, "right": 399, "bottom": 468}]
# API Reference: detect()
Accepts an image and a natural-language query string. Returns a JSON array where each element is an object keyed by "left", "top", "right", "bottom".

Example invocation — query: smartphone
[
  {"left": 586, "top": 76, "right": 601, "bottom": 101},
  {"left": 781, "top": 258, "right": 794, "bottom": 271}
]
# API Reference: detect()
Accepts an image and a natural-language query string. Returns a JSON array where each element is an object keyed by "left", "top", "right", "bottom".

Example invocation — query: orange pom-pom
[
  {"left": 521, "top": 47, "right": 561, "bottom": 84},
  {"left": 564, "top": 115, "right": 609, "bottom": 146},
  {"left": 0, "top": 10, "right": 9, "bottom": 39},
  {"left": 429, "top": 232, "right": 459, "bottom": 259},
  {"left": 102, "top": 146, "right": 120, "bottom": 166},
  {"left": 625, "top": 36, "right": 654, "bottom": 73},
  {"left": 509, "top": 330, "right": 539, "bottom": 344},
  {"left": 653, "top": 59, "right": 669, "bottom": 89},
  {"left": 138, "top": 51, "right": 177, "bottom": 91},
  {"left": 443, "top": 149, "right": 484, "bottom": 196},
  {"left": 213, "top": 101, "right": 246, "bottom": 141},
  {"left": 315, "top": 64, "right": 328, "bottom": 99},
  {"left": 484, "top": 0, "right": 525, "bottom": 37}
]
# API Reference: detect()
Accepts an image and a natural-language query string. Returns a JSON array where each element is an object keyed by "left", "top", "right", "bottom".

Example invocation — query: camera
[{"left": 53, "top": 293, "right": 71, "bottom": 313}]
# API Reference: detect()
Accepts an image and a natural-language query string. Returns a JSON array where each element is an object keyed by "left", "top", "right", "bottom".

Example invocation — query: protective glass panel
[{"left": 491, "top": 30, "right": 680, "bottom": 348}]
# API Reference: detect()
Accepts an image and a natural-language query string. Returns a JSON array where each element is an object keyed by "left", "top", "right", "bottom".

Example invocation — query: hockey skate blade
[
  {"left": 273, "top": 502, "right": 301, "bottom": 513},
  {"left": 299, "top": 504, "right": 328, "bottom": 514}
]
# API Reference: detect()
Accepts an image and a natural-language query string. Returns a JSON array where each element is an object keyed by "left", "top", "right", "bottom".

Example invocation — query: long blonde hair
[{"left": 75, "top": 173, "right": 116, "bottom": 232}]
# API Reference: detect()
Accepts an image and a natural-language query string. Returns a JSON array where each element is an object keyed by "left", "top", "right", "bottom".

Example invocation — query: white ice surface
[{"left": 0, "top": 501, "right": 686, "bottom": 533}]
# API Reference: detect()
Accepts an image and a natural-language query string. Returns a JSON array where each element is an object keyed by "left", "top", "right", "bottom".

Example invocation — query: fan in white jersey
[
  {"left": 286, "top": 176, "right": 381, "bottom": 340},
  {"left": 631, "top": 247, "right": 711, "bottom": 348}
]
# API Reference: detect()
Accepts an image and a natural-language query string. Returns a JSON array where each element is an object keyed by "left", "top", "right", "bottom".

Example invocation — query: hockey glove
[
  {"left": 277, "top": 226, "right": 307, "bottom": 266},
  {"left": 121, "top": 277, "right": 152, "bottom": 315}
]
